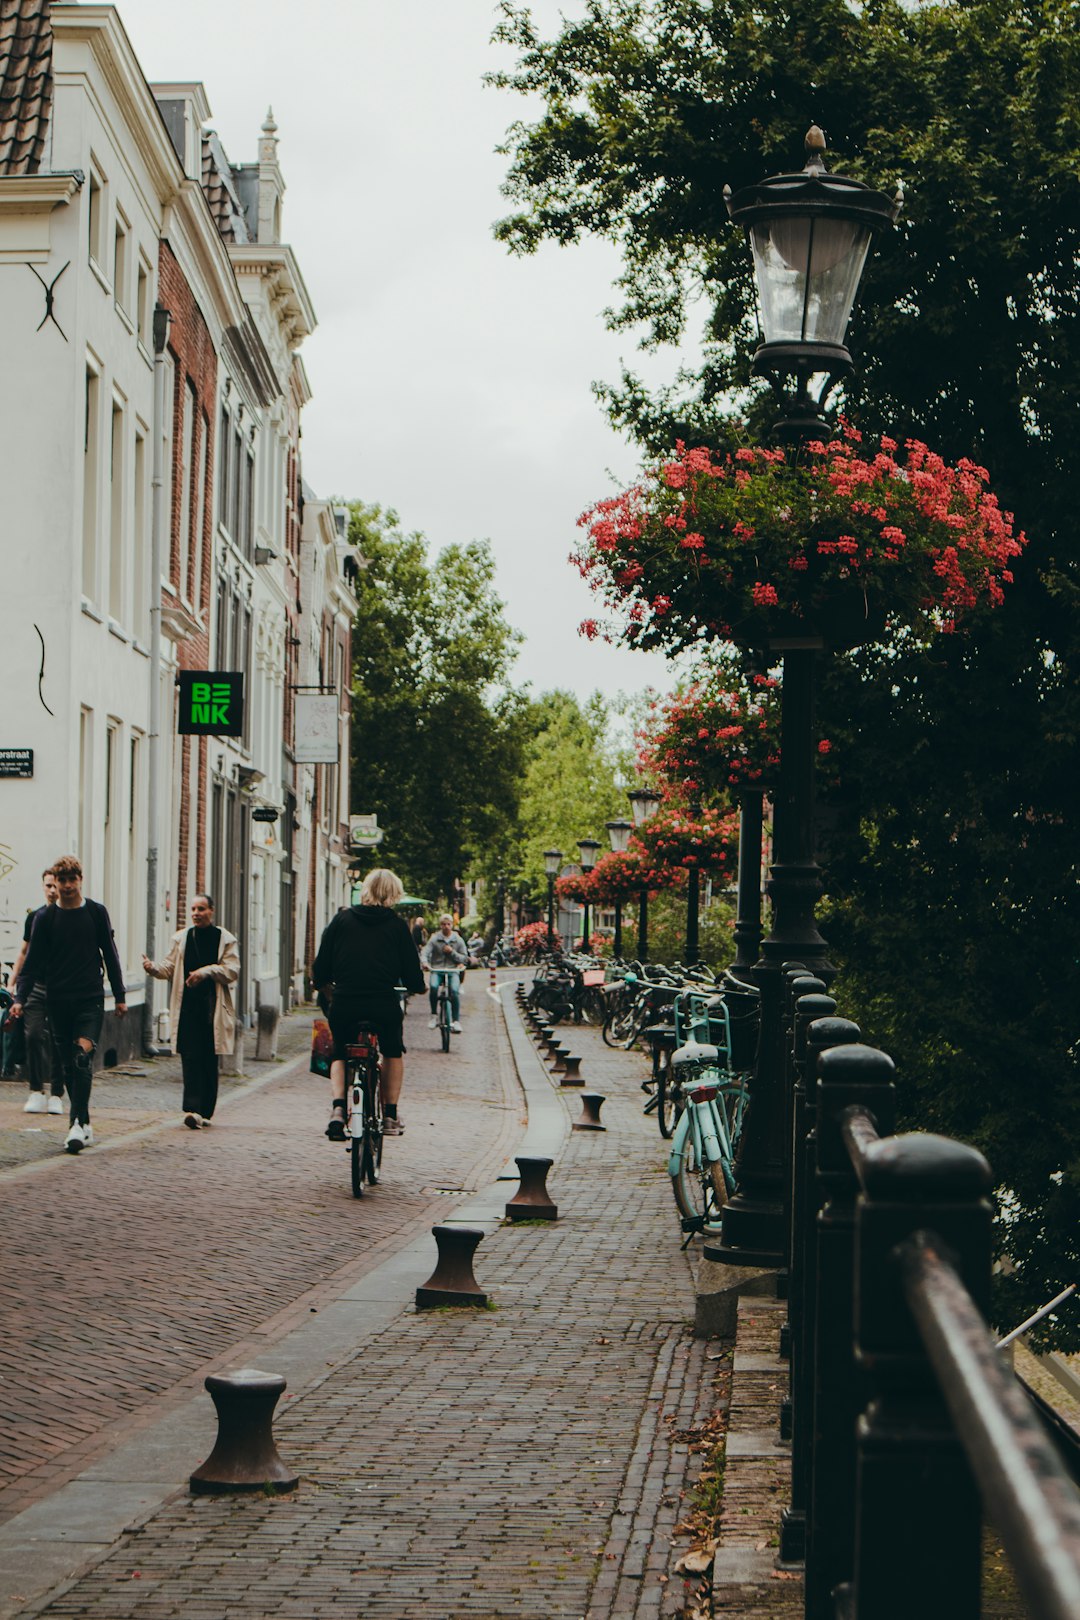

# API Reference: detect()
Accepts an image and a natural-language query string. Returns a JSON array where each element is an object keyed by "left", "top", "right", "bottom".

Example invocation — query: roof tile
[{"left": 0, "top": 0, "right": 52, "bottom": 177}]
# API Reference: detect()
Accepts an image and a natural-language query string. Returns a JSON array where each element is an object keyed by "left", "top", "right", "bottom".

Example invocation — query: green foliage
[
  {"left": 347, "top": 503, "right": 527, "bottom": 901},
  {"left": 509, "top": 689, "right": 629, "bottom": 908},
  {"left": 494, "top": 0, "right": 1080, "bottom": 1339}
]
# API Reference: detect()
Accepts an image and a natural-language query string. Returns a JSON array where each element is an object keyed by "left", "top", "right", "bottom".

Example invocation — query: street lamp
[
  {"left": 628, "top": 787, "right": 661, "bottom": 960},
  {"left": 543, "top": 849, "right": 562, "bottom": 952},
  {"left": 577, "top": 838, "right": 601, "bottom": 951},
  {"left": 605, "top": 818, "right": 633, "bottom": 960},
  {"left": 707, "top": 127, "right": 898, "bottom": 1269}
]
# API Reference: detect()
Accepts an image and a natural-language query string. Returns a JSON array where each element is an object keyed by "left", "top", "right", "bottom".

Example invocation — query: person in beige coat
[{"left": 142, "top": 895, "right": 239, "bottom": 1129}]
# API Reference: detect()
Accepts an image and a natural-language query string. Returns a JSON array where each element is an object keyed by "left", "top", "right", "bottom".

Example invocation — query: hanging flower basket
[
  {"left": 635, "top": 803, "right": 740, "bottom": 883},
  {"left": 576, "top": 427, "right": 1026, "bottom": 654},
  {"left": 639, "top": 671, "right": 782, "bottom": 796}
]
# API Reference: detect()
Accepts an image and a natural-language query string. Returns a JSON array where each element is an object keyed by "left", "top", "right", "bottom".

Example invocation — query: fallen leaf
[{"left": 674, "top": 1545, "right": 716, "bottom": 1575}]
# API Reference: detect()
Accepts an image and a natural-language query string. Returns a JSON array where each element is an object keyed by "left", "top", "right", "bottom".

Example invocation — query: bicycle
[
  {"left": 344, "top": 1027, "right": 384, "bottom": 1199},
  {"left": 431, "top": 967, "right": 461, "bottom": 1052},
  {"left": 667, "top": 1011, "right": 750, "bottom": 1242}
]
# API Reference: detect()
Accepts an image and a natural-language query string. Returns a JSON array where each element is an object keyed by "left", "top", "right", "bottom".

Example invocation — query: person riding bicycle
[
  {"left": 312, "top": 868, "right": 425, "bottom": 1140},
  {"left": 423, "top": 915, "right": 468, "bottom": 1032}
]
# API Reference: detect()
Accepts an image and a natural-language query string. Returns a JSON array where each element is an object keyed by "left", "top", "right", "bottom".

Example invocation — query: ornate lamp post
[
  {"left": 628, "top": 787, "right": 661, "bottom": 960},
  {"left": 577, "top": 838, "right": 601, "bottom": 950},
  {"left": 543, "top": 848, "right": 562, "bottom": 950},
  {"left": 604, "top": 818, "right": 634, "bottom": 959},
  {"left": 707, "top": 127, "right": 900, "bottom": 1268}
]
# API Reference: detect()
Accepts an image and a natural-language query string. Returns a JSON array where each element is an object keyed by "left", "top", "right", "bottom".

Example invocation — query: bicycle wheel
[
  {"left": 671, "top": 1120, "right": 728, "bottom": 1225},
  {"left": 578, "top": 987, "right": 607, "bottom": 1026},
  {"left": 350, "top": 1136, "right": 364, "bottom": 1198},
  {"left": 657, "top": 1064, "right": 681, "bottom": 1140},
  {"left": 361, "top": 1065, "right": 383, "bottom": 1185},
  {"left": 440, "top": 1005, "right": 451, "bottom": 1051}
]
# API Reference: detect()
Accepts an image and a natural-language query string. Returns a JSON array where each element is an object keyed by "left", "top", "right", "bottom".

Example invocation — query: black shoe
[{"left": 326, "top": 1110, "right": 346, "bottom": 1142}]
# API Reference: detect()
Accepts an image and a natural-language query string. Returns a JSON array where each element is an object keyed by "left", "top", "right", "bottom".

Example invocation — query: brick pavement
[{"left": 2, "top": 983, "right": 737, "bottom": 1620}]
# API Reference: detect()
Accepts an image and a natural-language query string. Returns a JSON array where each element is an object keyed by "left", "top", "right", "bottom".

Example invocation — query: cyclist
[
  {"left": 423, "top": 914, "right": 468, "bottom": 1033},
  {"left": 312, "top": 868, "right": 425, "bottom": 1140}
]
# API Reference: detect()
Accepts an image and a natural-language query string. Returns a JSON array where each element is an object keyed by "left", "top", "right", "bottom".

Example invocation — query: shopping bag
[{"left": 310, "top": 1017, "right": 333, "bottom": 1079}]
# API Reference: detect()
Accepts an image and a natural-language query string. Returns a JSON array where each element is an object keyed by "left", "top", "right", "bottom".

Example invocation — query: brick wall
[{"left": 157, "top": 237, "right": 218, "bottom": 902}]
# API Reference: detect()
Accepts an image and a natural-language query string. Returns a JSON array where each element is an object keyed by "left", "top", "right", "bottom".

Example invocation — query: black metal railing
[{"left": 777, "top": 971, "right": 1080, "bottom": 1620}]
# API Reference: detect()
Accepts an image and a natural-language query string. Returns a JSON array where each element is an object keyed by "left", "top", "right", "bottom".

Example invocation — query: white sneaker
[
  {"left": 23, "top": 1092, "right": 47, "bottom": 1114},
  {"left": 428, "top": 1016, "right": 437, "bottom": 1029},
  {"left": 184, "top": 1112, "right": 203, "bottom": 1130},
  {"left": 82, "top": 1123, "right": 94, "bottom": 1147},
  {"left": 47, "top": 1095, "right": 63, "bottom": 1115},
  {"left": 65, "top": 1122, "right": 86, "bottom": 1154},
  {"left": 451, "top": 1021, "right": 462, "bottom": 1033}
]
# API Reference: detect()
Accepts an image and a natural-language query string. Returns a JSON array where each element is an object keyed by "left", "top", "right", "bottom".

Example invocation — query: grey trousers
[{"left": 24, "top": 987, "right": 60, "bottom": 1096}]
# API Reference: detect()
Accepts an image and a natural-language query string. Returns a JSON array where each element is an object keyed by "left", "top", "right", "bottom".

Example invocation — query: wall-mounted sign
[
  {"left": 294, "top": 693, "right": 339, "bottom": 763},
  {"left": 177, "top": 672, "right": 244, "bottom": 737},
  {"left": 0, "top": 749, "right": 33, "bottom": 779},
  {"left": 349, "top": 813, "right": 384, "bottom": 849},
  {"left": 252, "top": 806, "right": 279, "bottom": 823}
]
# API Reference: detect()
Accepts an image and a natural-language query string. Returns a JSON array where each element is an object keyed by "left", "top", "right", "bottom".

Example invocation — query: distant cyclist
[
  {"left": 312, "top": 868, "right": 425, "bottom": 1140},
  {"left": 423, "top": 914, "right": 468, "bottom": 1033}
]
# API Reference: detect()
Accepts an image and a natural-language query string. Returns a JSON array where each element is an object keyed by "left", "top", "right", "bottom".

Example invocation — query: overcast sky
[{"left": 113, "top": 0, "right": 697, "bottom": 706}]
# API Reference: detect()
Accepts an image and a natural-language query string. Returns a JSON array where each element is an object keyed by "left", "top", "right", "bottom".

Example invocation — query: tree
[
  {"left": 347, "top": 503, "right": 526, "bottom": 901},
  {"left": 493, "top": 0, "right": 1080, "bottom": 1339},
  {"left": 510, "top": 689, "right": 629, "bottom": 909}
]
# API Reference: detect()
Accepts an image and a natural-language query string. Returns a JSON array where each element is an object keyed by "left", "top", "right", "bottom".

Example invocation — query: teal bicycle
[{"left": 666, "top": 990, "right": 753, "bottom": 1238}]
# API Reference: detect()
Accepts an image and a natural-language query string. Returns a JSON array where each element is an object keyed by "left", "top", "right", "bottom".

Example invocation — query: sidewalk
[{"left": 0, "top": 979, "right": 738, "bottom": 1619}]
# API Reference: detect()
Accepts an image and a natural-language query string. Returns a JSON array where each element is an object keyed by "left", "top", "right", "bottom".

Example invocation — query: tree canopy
[
  {"left": 347, "top": 503, "right": 526, "bottom": 900},
  {"left": 493, "top": 0, "right": 1080, "bottom": 1339}
]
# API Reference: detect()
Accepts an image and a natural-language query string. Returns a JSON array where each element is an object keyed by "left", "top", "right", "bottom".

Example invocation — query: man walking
[
  {"left": 6, "top": 869, "right": 61, "bottom": 1112},
  {"left": 143, "top": 894, "right": 239, "bottom": 1130},
  {"left": 12, "top": 855, "right": 127, "bottom": 1153}
]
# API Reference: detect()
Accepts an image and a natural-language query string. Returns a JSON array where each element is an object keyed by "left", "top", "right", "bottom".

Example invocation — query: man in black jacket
[
  {"left": 312, "top": 868, "right": 425, "bottom": 1139},
  {"left": 13, "top": 854, "right": 127, "bottom": 1154}
]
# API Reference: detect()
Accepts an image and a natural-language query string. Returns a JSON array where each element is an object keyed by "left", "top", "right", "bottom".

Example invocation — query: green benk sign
[{"left": 177, "top": 672, "right": 245, "bottom": 737}]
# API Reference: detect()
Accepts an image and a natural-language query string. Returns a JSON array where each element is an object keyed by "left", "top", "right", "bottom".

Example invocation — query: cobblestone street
[{"left": 0, "top": 977, "right": 727, "bottom": 1619}]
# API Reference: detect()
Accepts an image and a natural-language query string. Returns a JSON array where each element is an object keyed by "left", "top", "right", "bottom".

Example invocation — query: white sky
[{"left": 112, "top": 0, "right": 696, "bottom": 705}]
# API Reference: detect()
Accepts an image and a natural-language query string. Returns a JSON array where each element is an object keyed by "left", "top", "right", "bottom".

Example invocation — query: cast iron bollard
[
  {"left": 505, "top": 1155, "right": 558, "bottom": 1221},
  {"left": 415, "top": 1225, "right": 489, "bottom": 1309},
  {"left": 189, "top": 1368, "right": 298, "bottom": 1494},
  {"left": 572, "top": 1091, "right": 606, "bottom": 1131},
  {"left": 804, "top": 1043, "right": 896, "bottom": 1617},
  {"left": 779, "top": 998, "right": 846, "bottom": 1559},
  {"left": 844, "top": 1131, "right": 992, "bottom": 1619},
  {"left": 550, "top": 1043, "right": 569, "bottom": 1072},
  {"left": 559, "top": 1054, "right": 584, "bottom": 1085}
]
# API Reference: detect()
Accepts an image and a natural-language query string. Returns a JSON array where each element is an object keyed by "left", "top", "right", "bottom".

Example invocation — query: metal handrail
[{"left": 900, "top": 1230, "right": 1080, "bottom": 1620}]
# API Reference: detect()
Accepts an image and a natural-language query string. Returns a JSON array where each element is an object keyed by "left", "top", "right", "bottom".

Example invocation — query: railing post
[
  {"left": 845, "top": 1132, "right": 992, "bottom": 1620},
  {"left": 781, "top": 1011, "right": 859, "bottom": 1567},
  {"left": 805, "top": 1043, "right": 896, "bottom": 1619}
]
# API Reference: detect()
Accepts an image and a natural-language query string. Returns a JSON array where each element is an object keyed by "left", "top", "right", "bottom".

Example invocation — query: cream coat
[{"left": 146, "top": 926, "right": 240, "bottom": 1056}]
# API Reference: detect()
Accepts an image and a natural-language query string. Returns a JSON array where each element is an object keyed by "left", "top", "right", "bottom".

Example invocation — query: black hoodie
[{"left": 312, "top": 906, "right": 426, "bottom": 1001}]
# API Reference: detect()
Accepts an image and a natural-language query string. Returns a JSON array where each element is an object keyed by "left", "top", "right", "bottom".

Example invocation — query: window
[
  {"left": 132, "top": 429, "right": 148, "bottom": 642},
  {"left": 136, "top": 256, "right": 151, "bottom": 347},
  {"left": 103, "top": 720, "right": 121, "bottom": 917},
  {"left": 127, "top": 733, "right": 143, "bottom": 968},
  {"left": 178, "top": 379, "right": 195, "bottom": 602},
  {"left": 192, "top": 414, "right": 208, "bottom": 614},
  {"left": 109, "top": 397, "right": 125, "bottom": 621},
  {"left": 78, "top": 708, "right": 93, "bottom": 874},
  {"left": 215, "top": 574, "right": 230, "bottom": 668},
  {"left": 218, "top": 403, "right": 231, "bottom": 530},
  {"left": 161, "top": 353, "right": 175, "bottom": 575},
  {"left": 229, "top": 422, "right": 242, "bottom": 541},
  {"left": 87, "top": 162, "right": 106, "bottom": 267},
  {"left": 82, "top": 364, "right": 101, "bottom": 600},
  {"left": 113, "top": 210, "right": 129, "bottom": 310},
  {"left": 242, "top": 448, "right": 255, "bottom": 559}
]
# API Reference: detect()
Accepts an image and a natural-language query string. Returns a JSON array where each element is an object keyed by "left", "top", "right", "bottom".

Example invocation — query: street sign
[
  {"left": 294, "top": 693, "right": 339, "bottom": 763},
  {"left": 0, "top": 749, "right": 33, "bottom": 778},
  {"left": 177, "top": 672, "right": 245, "bottom": 737}
]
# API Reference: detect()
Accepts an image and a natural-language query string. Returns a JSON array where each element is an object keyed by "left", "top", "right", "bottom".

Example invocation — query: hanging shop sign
[
  {"left": 177, "top": 672, "right": 245, "bottom": 737},
  {"left": 294, "top": 693, "right": 340, "bottom": 763}
]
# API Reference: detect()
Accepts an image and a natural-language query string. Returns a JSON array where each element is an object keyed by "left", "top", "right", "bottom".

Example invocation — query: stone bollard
[
  {"left": 189, "top": 1369, "right": 298, "bottom": 1494},
  {"left": 559, "top": 1055, "right": 584, "bottom": 1086},
  {"left": 505, "top": 1155, "right": 558, "bottom": 1221},
  {"left": 573, "top": 1091, "right": 606, "bottom": 1131},
  {"left": 415, "top": 1225, "right": 489, "bottom": 1309},
  {"left": 549, "top": 1044, "right": 569, "bottom": 1072}
]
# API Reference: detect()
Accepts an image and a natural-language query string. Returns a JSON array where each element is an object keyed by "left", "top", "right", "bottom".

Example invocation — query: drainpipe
[{"left": 143, "top": 305, "right": 171, "bottom": 1056}]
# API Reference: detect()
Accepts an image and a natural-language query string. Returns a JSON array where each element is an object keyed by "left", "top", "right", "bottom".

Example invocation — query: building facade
[{"left": 0, "top": 3, "right": 357, "bottom": 1055}]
